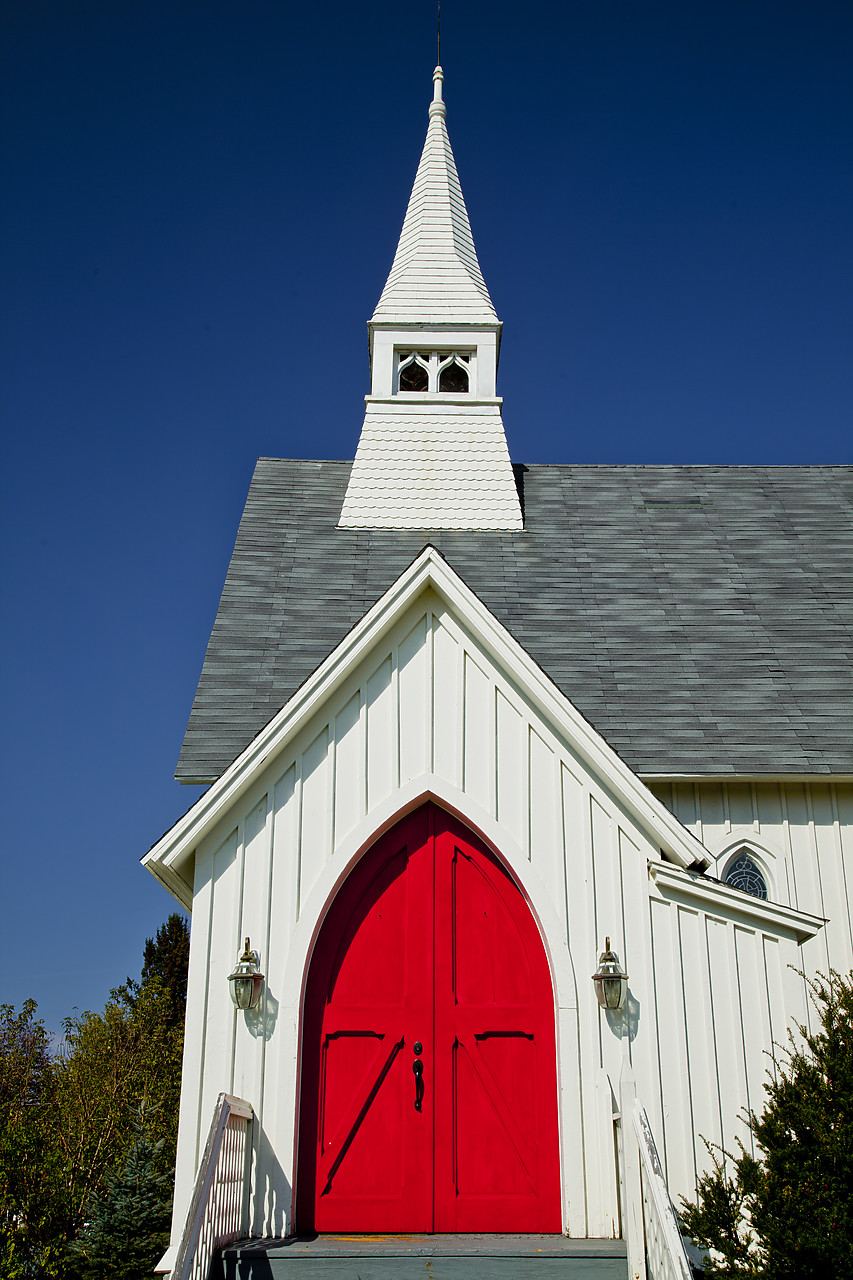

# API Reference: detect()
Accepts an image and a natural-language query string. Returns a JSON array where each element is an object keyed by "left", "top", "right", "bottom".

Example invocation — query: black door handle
[{"left": 412, "top": 1058, "right": 424, "bottom": 1112}]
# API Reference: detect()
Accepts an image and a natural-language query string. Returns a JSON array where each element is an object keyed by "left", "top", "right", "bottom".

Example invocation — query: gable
[
  {"left": 146, "top": 548, "right": 730, "bottom": 909},
  {"left": 176, "top": 459, "right": 853, "bottom": 783}
]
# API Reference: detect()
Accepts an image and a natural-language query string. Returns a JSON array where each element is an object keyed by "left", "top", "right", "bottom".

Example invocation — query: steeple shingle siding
[{"left": 371, "top": 77, "right": 497, "bottom": 326}]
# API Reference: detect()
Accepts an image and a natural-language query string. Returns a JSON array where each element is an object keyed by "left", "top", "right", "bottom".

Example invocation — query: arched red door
[{"left": 297, "top": 804, "right": 561, "bottom": 1233}]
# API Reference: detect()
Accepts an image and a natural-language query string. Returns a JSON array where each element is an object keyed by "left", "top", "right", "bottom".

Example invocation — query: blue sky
[{"left": 1, "top": 0, "right": 851, "bottom": 1040}]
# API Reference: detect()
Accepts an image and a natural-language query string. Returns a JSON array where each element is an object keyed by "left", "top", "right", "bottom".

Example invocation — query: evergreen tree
[
  {"left": 681, "top": 970, "right": 853, "bottom": 1278},
  {"left": 140, "top": 913, "right": 190, "bottom": 1031},
  {"left": 72, "top": 1104, "right": 171, "bottom": 1280}
]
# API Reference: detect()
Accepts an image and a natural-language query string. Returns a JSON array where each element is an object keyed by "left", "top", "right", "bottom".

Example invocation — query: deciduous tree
[
  {"left": 0, "top": 1001, "right": 67, "bottom": 1277},
  {"left": 0, "top": 914, "right": 189, "bottom": 1276}
]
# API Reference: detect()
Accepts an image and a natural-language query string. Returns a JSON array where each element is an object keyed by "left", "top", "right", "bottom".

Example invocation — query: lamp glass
[
  {"left": 227, "top": 939, "right": 264, "bottom": 1010},
  {"left": 231, "top": 976, "right": 253, "bottom": 1010}
]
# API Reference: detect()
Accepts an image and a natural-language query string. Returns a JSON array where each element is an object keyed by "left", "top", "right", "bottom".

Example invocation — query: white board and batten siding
[
  {"left": 171, "top": 586, "right": 832, "bottom": 1245},
  {"left": 646, "top": 777, "right": 853, "bottom": 980}
]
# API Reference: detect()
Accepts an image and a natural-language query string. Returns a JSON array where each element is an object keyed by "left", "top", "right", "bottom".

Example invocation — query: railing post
[
  {"left": 240, "top": 1106, "right": 254, "bottom": 1240},
  {"left": 169, "top": 1092, "right": 254, "bottom": 1280},
  {"left": 633, "top": 1102, "right": 694, "bottom": 1280},
  {"left": 618, "top": 1061, "right": 647, "bottom": 1280}
]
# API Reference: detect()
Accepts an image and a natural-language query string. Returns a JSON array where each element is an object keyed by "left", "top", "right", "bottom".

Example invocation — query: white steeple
[
  {"left": 339, "top": 67, "right": 523, "bottom": 531},
  {"left": 371, "top": 66, "right": 498, "bottom": 327}
]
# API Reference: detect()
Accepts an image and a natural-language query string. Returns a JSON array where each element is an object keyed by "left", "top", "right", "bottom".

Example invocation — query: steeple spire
[
  {"left": 432, "top": 63, "right": 444, "bottom": 115},
  {"left": 371, "top": 66, "right": 498, "bottom": 328},
  {"left": 339, "top": 68, "right": 522, "bottom": 532}
]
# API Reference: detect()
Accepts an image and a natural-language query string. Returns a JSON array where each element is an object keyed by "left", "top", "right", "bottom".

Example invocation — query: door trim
[{"left": 294, "top": 799, "right": 564, "bottom": 1233}]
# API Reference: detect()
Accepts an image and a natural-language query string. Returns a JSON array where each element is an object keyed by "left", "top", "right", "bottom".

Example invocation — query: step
[{"left": 221, "top": 1234, "right": 628, "bottom": 1279}]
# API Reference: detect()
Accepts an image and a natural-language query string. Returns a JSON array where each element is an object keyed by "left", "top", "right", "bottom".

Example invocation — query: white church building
[{"left": 145, "top": 66, "right": 853, "bottom": 1280}]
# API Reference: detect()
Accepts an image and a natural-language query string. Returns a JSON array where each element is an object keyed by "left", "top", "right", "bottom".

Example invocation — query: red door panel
[
  {"left": 433, "top": 810, "right": 562, "bottom": 1231},
  {"left": 297, "top": 804, "right": 561, "bottom": 1234},
  {"left": 299, "top": 807, "right": 434, "bottom": 1231}
]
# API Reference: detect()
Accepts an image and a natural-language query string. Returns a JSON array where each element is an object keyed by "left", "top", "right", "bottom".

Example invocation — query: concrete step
[{"left": 221, "top": 1234, "right": 628, "bottom": 1279}]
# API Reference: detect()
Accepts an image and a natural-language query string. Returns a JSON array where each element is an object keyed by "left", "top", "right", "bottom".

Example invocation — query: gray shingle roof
[{"left": 176, "top": 460, "right": 853, "bottom": 781}]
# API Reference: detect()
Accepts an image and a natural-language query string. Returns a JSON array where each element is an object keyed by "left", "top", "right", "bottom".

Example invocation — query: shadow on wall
[
  {"left": 252, "top": 1124, "right": 292, "bottom": 1240},
  {"left": 245, "top": 986, "right": 280, "bottom": 1041},
  {"left": 513, "top": 463, "right": 527, "bottom": 518},
  {"left": 604, "top": 989, "right": 640, "bottom": 1044}
]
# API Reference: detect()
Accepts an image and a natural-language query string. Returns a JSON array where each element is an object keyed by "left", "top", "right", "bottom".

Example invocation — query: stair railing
[
  {"left": 632, "top": 1100, "right": 693, "bottom": 1280},
  {"left": 171, "top": 1092, "right": 254, "bottom": 1280}
]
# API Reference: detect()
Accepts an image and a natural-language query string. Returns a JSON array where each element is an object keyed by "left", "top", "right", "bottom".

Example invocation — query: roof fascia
[
  {"left": 145, "top": 854, "right": 194, "bottom": 911},
  {"left": 370, "top": 321, "right": 503, "bottom": 332},
  {"left": 143, "top": 546, "right": 709, "bottom": 894},
  {"left": 649, "top": 862, "right": 824, "bottom": 943}
]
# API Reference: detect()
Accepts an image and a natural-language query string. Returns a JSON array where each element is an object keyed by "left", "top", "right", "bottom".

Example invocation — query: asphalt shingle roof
[{"left": 176, "top": 460, "right": 853, "bottom": 782}]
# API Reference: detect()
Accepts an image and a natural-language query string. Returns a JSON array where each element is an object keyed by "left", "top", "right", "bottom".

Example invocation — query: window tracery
[
  {"left": 395, "top": 350, "right": 473, "bottom": 395},
  {"left": 398, "top": 353, "right": 429, "bottom": 392},
  {"left": 438, "top": 355, "right": 469, "bottom": 393},
  {"left": 723, "top": 850, "right": 768, "bottom": 900}
]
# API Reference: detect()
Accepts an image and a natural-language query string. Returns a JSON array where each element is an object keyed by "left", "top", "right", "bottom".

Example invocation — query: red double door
[{"left": 297, "top": 804, "right": 561, "bottom": 1233}]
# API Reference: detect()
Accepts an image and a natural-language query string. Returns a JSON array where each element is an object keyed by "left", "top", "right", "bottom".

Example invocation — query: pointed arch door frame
[
  {"left": 285, "top": 786, "right": 579, "bottom": 1025},
  {"left": 289, "top": 786, "right": 581, "bottom": 1234}
]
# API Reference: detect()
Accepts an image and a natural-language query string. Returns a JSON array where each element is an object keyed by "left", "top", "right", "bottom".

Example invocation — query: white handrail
[
  {"left": 171, "top": 1092, "right": 254, "bottom": 1280},
  {"left": 632, "top": 1101, "right": 693, "bottom": 1280}
]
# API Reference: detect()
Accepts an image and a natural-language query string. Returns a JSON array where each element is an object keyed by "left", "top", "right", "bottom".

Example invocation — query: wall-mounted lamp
[
  {"left": 592, "top": 937, "right": 628, "bottom": 1011},
  {"left": 227, "top": 937, "right": 265, "bottom": 1010}
]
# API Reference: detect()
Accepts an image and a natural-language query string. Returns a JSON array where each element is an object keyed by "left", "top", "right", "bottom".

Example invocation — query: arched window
[
  {"left": 723, "top": 850, "right": 768, "bottom": 900},
  {"left": 394, "top": 349, "right": 474, "bottom": 394},
  {"left": 398, "top": 354, "right": 429, "bottom": 393},
  {"left": 438, "top": 355, "right": 469, "bottom": 393}
]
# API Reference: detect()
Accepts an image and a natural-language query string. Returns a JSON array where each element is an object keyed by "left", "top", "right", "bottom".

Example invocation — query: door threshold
[{"left": 224, "top": 1232, "right": 627, "bottom": 1256}]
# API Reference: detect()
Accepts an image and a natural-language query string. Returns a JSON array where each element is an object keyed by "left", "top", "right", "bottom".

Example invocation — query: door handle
[{"left": 412, "top": 1057, "right": 424, "bottom": 1112}]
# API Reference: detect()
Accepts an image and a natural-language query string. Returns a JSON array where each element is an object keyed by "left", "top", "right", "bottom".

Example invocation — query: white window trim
[{"left": 706, "top": 828, "right": 784, "bottom": 904}]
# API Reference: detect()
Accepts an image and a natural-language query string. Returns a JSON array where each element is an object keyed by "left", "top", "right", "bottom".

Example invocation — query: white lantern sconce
[
  {"left": 592, "top": 937, "right": 628, "bottom": 1011},
  {"left": 227, "top": 937, "right": 265, "bottom": 1010}
]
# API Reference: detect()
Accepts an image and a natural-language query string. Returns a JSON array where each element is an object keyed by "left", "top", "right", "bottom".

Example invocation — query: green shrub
[{"left": 681, "top": 970, "right": 853, "bottom": 1278}]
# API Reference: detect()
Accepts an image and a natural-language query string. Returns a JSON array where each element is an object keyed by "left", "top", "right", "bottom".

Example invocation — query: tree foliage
[
  {"left": 0, "top": 1001, "right": 66, "bottom": 1277},
  {"left": 0, "top": 914, "right": 189, "bottom": 1277},
  {"left": 681, "top": 970, "right": 853, "bottom": 1278},
  {"left": 140, "top": 914, "right": 191, "bottom": 1032}
]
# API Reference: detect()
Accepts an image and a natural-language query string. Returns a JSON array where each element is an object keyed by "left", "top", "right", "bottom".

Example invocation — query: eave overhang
[{"left": 649, "top": 861, "right": 825, "bottom": 944}]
